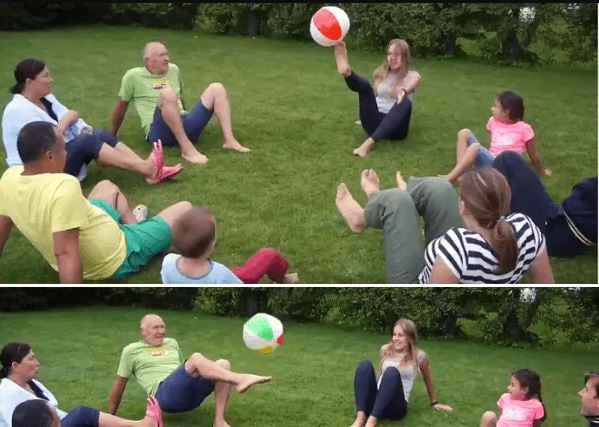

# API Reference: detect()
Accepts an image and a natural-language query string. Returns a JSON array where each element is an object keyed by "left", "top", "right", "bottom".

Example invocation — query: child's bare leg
[
  {"left": 441, "top": 143, "right": 480, "bottom": 183},
  {"left": 480, "top": 411, "right": 498, "bottom": 427}
]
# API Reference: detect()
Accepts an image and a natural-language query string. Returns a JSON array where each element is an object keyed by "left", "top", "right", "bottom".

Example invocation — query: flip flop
[
  {"left": 146, "top": 396, "right": 164, "bottom": 427},
  {"left": 151, "top": 140, "right": 165, "bottom": 171}
]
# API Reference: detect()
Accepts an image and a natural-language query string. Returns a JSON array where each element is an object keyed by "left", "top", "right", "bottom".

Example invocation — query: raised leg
[
  {"left": 87, "top": 180, "right": 136, "bottom": 224},
  {"left": 440, "top": 128, "right": 479, "bottom": 183},
  {"left": 232, "top": 248, "right": 289, "bottom": 284},
  {"left": 479, "top": 411, "right": 498, "bottom": 427},
  {"left": 352, "top": 361, "right": 378, "bottom": 427}
]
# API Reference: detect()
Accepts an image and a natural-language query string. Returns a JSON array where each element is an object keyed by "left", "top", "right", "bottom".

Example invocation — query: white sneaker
[{"left": 132, "top": 204, "right": 148, "bottom": 222}]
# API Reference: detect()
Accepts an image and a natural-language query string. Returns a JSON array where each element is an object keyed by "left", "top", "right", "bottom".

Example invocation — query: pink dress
[
  {"left": 486, "top": 117, "right": 535, "bottom": 157},
  {"left": 496, "top": 393, "right": 545, "bottom": 427}
]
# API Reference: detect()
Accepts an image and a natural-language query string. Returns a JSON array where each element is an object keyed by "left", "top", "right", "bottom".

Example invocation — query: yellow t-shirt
[{"left": 0, "top": 167, "right": 126, "bottom": 280}]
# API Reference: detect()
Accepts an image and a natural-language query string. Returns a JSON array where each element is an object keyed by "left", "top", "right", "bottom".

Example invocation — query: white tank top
[{"left": 377, "top": 349, "right": 427, "bottom": 401}]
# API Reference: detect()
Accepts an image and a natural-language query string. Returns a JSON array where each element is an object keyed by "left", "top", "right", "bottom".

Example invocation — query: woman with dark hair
[
  {"left": 0, "top": 343, "right": 163, "bottom": 427},
  {"left": 1, "top": 58, "right": 182, "bottom": 184},
  {"left": 333, "top": 39, "right": 421, "bottom": 158},
  {"left": 334, "top": 167, "right": 553, "bottom": 283},
  {"left": 350, "top": 319, "right": 452, "bottom": 427}
]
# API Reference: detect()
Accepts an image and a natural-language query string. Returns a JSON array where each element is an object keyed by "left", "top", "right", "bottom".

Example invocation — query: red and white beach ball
[{"left": 310, "top": 6, "right": 350, "bottom": 47}]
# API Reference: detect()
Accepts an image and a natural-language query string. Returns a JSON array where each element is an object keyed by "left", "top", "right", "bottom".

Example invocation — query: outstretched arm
[
  {"left": 420, "top": 358, "right": 453, "bottom": 412},
  {"left": 111, "top": 100, "right": 129, "bottom": 136},
  {"left": 0, "top": 215, "right": 13, "bottom": 259},
  {"left": 108, "top": 375, "right": 129, "bottom": 415},
  {"left": 526, "top": 139, "right": 552, "bottom": 176}
]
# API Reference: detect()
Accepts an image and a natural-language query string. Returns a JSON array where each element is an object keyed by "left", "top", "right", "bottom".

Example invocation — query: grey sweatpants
[{"left": 364, "top": 177, "right": 463, "bottom": 283}]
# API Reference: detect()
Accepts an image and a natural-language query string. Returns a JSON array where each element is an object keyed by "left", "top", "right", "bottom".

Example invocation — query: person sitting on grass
[
  {"left": 0, "top": 342, "right": 163, "bottom": 427},
  {"left": 441, "top": 91, "right": 551, "bottom": 184},
  {"left": 111, "top": 41, "right": 250, "bottom": 166},
  {"left": 2, "top": 58, "right": 182, "bottom": 185},
  {"left": 108, "top": 314, "right": 271, "bottom": 427},
  {"left": 333, "top": 39, "right": 421, "bottom": 158},
  {"left": 350, "top": 318, "right": 452, "bottom": 427},
  {"left": 479, "top": 369, "right": 546, "bottom": 427},
  {"left": 580, "top": 371, "right": 599, "bottom": 427},
  {"left": 0, "top": 121, "right": 196, "bottom": 283},
  {"left": 334, "top": 167, "right": 554, "bottom": 284},
  {"left": 160, "top": 205, "right": 299, "bottom": 284}
]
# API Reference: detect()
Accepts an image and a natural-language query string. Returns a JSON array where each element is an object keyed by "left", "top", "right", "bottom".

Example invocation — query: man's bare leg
[
  {"left": 158, "top": 88, "right": 208, "bottom": 165},
  {"left": 87, "top": 180, "right": 137, "bottom": 224},
  {"left": 213, "top": 359, "right": 232, "bottom": 427},
  {"left": 200, "top": 83, "right": 249, "bottom": 153}
]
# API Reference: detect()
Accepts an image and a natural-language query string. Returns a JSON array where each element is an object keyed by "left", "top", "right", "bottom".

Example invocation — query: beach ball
[
  {"left": 243, "top": 313, "right": 284, "bottom": 354},
  {"left": 310, "top": 6, "right": 350, "bottom": 47}
]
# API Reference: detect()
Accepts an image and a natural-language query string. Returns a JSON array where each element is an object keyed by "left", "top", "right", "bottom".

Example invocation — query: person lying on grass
[
  {"left": 111, "top": 41, "right": 250, "bottom": 167},
  {"left": 108, "top": 314, "right": 271, "bottom": 427},
  {"left": 2, "top": 58, "right": 181, "bottom": 185},
  {"left": 350, "top": 318, "right": 452, "bottom": 427},
  {"left": 335, "top": 167, "right": 554, "bottom": 284},
  {"left": 0, "top": 342, "right": 163, "bottom": 427},
  {"left": 440, "top": 90, "right": 551, "bottom": 184},
  {"left": 0, "top": 121, "right": 197, "bottom": 283},
  {"left": 333, "top": 39, "right": 421, "bottom": 158},
  {"left": 161, "top": 205, "right": 299, "bottom": 284}
]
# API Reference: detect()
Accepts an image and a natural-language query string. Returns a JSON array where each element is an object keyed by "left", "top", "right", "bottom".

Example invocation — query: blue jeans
[
  {"left": 64, "top": 129, "right": 118, "bottom": 177},
  {"left": 466, "top": 131, "right": 495, "bottom": 167},
  {"left": 154, "top": 365, "right": 215, "bottom": 413},
  {"left": 60, "top": 406, "right": 99, "bottom": 427},
  {"left": 148, "top": 100, "right": 214, "bottom": 147},
  {"left": 354, "top": 360, "right": 408, "bottom": 420}
]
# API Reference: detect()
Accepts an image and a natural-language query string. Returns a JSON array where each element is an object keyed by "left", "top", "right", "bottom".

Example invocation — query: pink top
[
  {"left": 496, "top": 393, "right": 545, "bottom": 427},
  {"left": 486, "top": 117, "right": 535, "bottom": 157}
]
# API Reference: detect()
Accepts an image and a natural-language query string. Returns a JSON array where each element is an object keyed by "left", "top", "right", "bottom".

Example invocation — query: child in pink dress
[
  {"left": 442, "top": 91, "right": 552, "bottom": 183},
  {"left": 480, "top": 369, "right": 546, "bottom": 427}
]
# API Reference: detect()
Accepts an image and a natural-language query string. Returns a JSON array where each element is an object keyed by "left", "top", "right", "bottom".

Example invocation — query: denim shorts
[
  {"left": 61, "top": 406, "right": 100, "bottom": 427},
  {"left": 466, "top": 132, "right": 495, "bottom": 167},
  {"left": 148, "top": 100, "right": 214, "bottom": 146},
  {"left": 154, "top": 365, "right": 215, "bottom": 413}
]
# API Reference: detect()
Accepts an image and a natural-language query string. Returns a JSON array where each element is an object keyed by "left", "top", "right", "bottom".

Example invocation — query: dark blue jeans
[
  {"left": 354, "top": 360, "right": 408, "bottom": 420},
  {"left": 344, "top": 71, "right": 412, "bottom": 141},
  {"left": 148, "top": 100, "right": 214, "bottom": 147},
  {"left": 155, "top": 364, "right": 215, "bottom": 413},
  {"left": 64, "top": 129, "right": 118, "bottom": 177},
  {"left": 60, "top": 406, "right": 99, "bottom": 427}
]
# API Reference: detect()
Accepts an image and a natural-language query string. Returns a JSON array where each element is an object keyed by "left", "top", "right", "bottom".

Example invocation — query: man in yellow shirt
[{"left": 0, "top": 121, "right": 193, "bottom": 283}]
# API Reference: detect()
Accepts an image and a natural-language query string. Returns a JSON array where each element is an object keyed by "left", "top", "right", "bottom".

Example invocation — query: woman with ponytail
[{"left": 335, "top": 167, "right": 553, "bottom": 283}]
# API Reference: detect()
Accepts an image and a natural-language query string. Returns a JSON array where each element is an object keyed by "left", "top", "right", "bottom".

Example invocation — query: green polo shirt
[
  {"left": 117, "top": 337, "right": 184, "bottom": 396},
  {"left": 118, "top": 63, "right": 184, "bottom": 136}
]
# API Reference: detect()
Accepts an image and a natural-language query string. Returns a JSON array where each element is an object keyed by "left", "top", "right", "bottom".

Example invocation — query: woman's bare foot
[
  {"left": 350, "top": 412, "right": 367, "bottom": 427},
  {"left": 235, "top": 374, "right": 272, "bottom": 393},
  {"left": 335, "top": 183, "right": 367, "bottom": 233},
  {"left": 223, "top": 138, "right": 251, "bottom": 153},
  {"left": 364, "top": 417, "right": 378, "bottom": 427},
  {"left": 334, "top": 42, "right": 351, "bottom": 77},
  {"left": 360, "top": 169, "right": 380, "bottom": 197},
  {"left": 182, "top": 149, "right": 209, "bottom": 165},
  {"left": 353, "top": 138, "right": 375, "bottom": 158},
  {"left": 396, "top": 171, "right": 408, "bottom": 191}
]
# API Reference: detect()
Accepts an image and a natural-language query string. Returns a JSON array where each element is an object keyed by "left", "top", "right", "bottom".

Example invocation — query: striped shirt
[{"left": 419, "top": 213, "right": 545, "bottom": 284}]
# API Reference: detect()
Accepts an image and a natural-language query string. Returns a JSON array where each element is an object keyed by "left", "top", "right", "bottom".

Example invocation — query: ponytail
[
  {"left": 491, "top": 218, "right": 518, "bottom": 273},
  {"left": 0, "top": 366, "right": 8, "bottom": 379},
  {"left": 10, "top": 58, "right": 46, "bottom": 95}
]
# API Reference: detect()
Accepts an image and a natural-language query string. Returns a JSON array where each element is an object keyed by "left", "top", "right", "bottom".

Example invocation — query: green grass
[
  {"left": 0, "top": 25, "right": 596, "bottom": 284},
  {"left": 0, "top": 307, "right": 595, "bottom": 426}
]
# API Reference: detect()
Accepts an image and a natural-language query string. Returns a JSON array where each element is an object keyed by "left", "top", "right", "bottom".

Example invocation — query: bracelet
[{"left": 430, "top": 400, "right": 439, "bottom": 406}]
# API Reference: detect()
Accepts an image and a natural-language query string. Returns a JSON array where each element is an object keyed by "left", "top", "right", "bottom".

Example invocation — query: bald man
[
  {"left": 111, "top": 41, "right": 250, "bottom": 166},
  {"left": 108, "top": 314, "right": 270, "bottom": 427},
  {"left": 581, "top": 372, "right": 599, "bottom": 426}
]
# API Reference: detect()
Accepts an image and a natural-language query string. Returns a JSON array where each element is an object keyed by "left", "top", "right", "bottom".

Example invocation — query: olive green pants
[{"left": 364, "top": 177, "right": 463, "bottom": 283}]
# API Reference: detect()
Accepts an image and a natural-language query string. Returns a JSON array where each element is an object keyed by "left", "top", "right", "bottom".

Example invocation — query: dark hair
[
  {"left": 172, "top": 206, "right": 216, "bottom": 258},
  {"left": 512, "top": 369, "right": 546, "bottom": 421},
  {"left": 585, "top": 371, "right": 599, "bottom": 398},
  {"left": 459, "top": 168, "right": 517, "bottom": 273},
  {"left": 11, "top": 58, "right": 46, "bottom": 94},
  {"left": 0, "top": 342, "right": 32, "bottom": 379},
  {"left": 12, "top": 399, "right": 56, "bottom": 427},
  {"left": 497, "top": 90, "right": 525, "bottom": 121},
  {"left": 17, "top": 121, "right": 59, "bottom": 164}
]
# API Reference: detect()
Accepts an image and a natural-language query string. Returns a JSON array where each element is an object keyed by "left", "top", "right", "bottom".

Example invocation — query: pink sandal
[
  {"left": 151, "top": 140, "right": 165, "bottom": 171},
  {"left": 146, "top": 396, "right": 164, "bottom": 427}
]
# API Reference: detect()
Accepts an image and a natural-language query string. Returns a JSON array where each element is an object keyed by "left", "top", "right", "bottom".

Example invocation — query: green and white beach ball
[{"left": 243, "top": 313, "right": 284, "bottom": 354}]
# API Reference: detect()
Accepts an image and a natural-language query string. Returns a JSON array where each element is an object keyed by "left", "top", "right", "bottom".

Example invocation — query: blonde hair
[
  {"left": 372, "top": 39, "right": 411, "bottom": 97},
  {"left": 380, "top": 319, "right": 419, "bottom": 369}
]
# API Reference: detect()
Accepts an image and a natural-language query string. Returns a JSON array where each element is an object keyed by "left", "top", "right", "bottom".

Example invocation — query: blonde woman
[
  {"left": 334, "top": 40, "right": 421, "bottom": 158},
  {"left": 350, "top": 319, "right": 452, "bottom": 427}
]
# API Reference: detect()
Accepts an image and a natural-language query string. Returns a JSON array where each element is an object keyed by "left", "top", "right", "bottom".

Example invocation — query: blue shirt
[{"left": 160, "top": 253, "right": 243, "bottom": 284}]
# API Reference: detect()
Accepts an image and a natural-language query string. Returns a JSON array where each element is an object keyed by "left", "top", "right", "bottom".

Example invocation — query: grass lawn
[
  {"left": 0, "top": 25, "right": 596, "bottom": 284},
  {"left": 0, "top": 306, "right": 595, "bottom": 426}
]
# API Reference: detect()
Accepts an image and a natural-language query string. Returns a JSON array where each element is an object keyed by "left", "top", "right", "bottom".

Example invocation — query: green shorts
[{"left": 90, "top": 199, "right": 173, "bottom": 279}]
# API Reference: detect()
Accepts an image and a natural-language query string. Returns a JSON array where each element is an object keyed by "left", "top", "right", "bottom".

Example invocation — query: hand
[
  {"left": 433, "top": 403, "right": 453, "bottom": 412},
  {"left": 544, "top": 167, "right": 553, "bottom": 176},
  {"left": 66, "top": 109, "right": 80, "bottom": 122}
]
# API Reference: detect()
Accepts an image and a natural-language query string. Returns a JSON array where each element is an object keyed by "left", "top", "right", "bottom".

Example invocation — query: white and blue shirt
[{"left": 160, "top": 253, "right": 243, "bottom": 284}]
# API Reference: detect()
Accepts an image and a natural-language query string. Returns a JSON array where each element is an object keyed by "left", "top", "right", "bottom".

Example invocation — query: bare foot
[
  {"left": 360, "top": 169, "right": 380, "bottom": 197},
  {"left": 182, "top": 149, "right": 209, "bottom": 165},
  {"left": 350, "top": 413, "right": 367, "bottom": 427},
  {"left": 396, "top": 171, "right": 407, "bottom": 191},
  {"left": 352, "top": 139, "right": 375, "bottom": 158},
  {"left": 235, "top": 374, "right": 272, "bottom": 393},
  {"left": 334, "top": 42, "right": 351, "bottom": 77},
  {"left": 283, "top": 273, "right": 299, "bottom": 284},
  {"left": 335, "top": 183, "right": 366, "bottom": 233},
  {"left": 213, "top": 420, "right": 231, "bottom": 427},
  {"left": 223, "top": 138, "right": 251, "bottom": 153}
]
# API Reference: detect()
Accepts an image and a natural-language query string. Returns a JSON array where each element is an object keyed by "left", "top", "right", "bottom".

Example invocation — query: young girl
[
  {"left": 350, "top": 319, "right": 452, "bottom": 427},
  {"left": 480, "top": 369, "right": 546, "bottom": 427},
  {"left": 161, "top": 206, "right": 299, "bottom": 284},
  {"left": 442, "top": 91, "right": 551, "bottom": 183},
  {"left": 333, "top": 39, "right": 421, "bottom": 158}
]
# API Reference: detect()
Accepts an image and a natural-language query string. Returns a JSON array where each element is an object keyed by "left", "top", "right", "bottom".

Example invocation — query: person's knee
[
  {"left": 159, "top": 87, "right": 179, "bottom": 105},
  {"left": 377, "top": 188, "right": 412, "bottom": 211},
  {"left": 68, "top": 406, "right": 97, "bottom": 423},
  {"left": 356, "top": 360, "right": 375, "bottom": 374},
  {"left": 208, "top": 82, "right": 226, "bottom": 96},
  {"left": 92, "top": 179, "right": 118, "bottom": 194},
  {"left": 481, "top": 411, "right": 497, "bottom": 423},
  {"left": 458, "top": 128, "right": 471, "bottom": 139},
  {"left": 381, "top": 365, "right": 400, "bottom": 381},
  {"left": 214, "top": 358, "right": 231, "bottom": 370},
  {"left": 188, "top": 352, "right": 206, "bottom": 364},
  {"left": 255, "top": 247, "right": 278, "bottom": 258}
]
